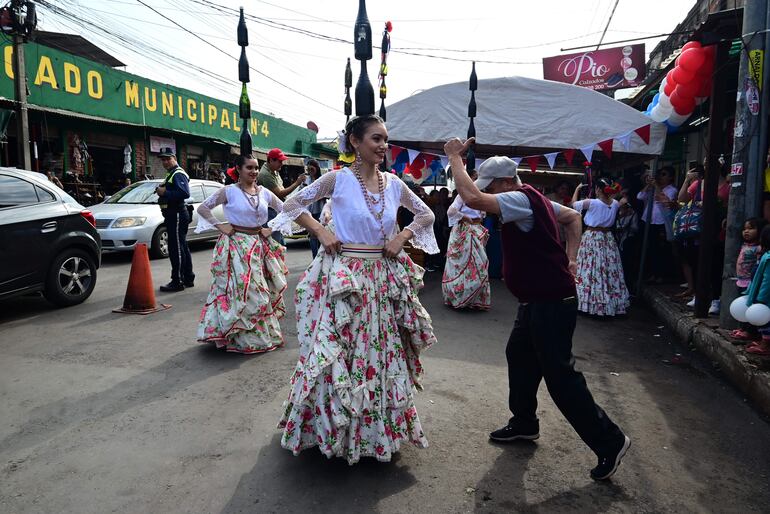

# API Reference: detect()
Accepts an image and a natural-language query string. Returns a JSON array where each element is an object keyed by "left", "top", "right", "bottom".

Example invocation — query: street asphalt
[{"left": 1, "top": 239, "right": 770, "bottom": 513}]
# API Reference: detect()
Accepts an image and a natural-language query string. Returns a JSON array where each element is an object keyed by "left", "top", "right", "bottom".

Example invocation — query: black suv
[{"left": 0, "top": 168, "right": 101, "bottom": 306}]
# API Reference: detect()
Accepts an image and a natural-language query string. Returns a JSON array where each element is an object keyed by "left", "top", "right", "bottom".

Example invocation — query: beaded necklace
[
  {"left": 351, "top": 164, "right": 387, "bottom": 242},
  {"left": 237, "top": 183, "right": 261, "bottom": 211}
]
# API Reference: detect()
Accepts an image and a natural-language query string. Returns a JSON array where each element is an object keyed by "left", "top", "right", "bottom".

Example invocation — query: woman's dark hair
[
  {"left": 344, "top": 114, "right": 385, "bottom": 150},
  {"left": 746, "top": 217, "right": 768, "bottom": 233},
  {"left": 761, "top": 225, "right": 770, "bottom": 251},
  {"left": 306, "top": 159, "right": 320, "bottom": 173}
]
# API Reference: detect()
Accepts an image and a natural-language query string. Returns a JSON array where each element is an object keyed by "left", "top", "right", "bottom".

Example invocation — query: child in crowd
[
  {"left": 743, "top": 224, "right": 770, "bottom": 356},
  {"left": 731, "top": 217, "right": 767, "bottom": 341}
]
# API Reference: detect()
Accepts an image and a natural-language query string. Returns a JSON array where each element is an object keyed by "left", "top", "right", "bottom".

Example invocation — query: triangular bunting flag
[
  {"left": 598, "top": 139, "right": 613, "bottom": 159},
  {"left": 563, "top": 149, "right": 576, "bottom": 166},
  {"left": 423, "top": 154, "right": 436, "bottom": 168},
  {"left": 512, "top": 157, "right": 522, "bottom": 168},
  {"left": 526, "top": 156, "right": 540, "bottom": 173},
  {"left": 580, "top": 143, "right": 596, "bottom": 163},
  {"left": 439, "top": 156, "right": 449, "bottom": 170},
  {"left": 407, "top": 149, "right": 420, "bottom": 165},
  {"left": 634, "top": 124, "right": 651, "bottom": 145},
  {"left": 544, "top": 152, "right": 558, "bottom": 170},
  {"left": 616, "top": 132, "right": 632, "bottom": 151},
  {"left": 390, "top": 145, "right": 404, "bottom": 161}
]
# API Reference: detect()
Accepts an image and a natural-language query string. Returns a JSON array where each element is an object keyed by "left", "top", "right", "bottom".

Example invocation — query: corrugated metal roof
[{"left": 32, "top": 31, "right": 125, "bottom": 68}]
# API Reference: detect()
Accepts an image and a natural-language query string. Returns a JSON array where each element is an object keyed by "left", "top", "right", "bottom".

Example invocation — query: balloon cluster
[
  {"left": 645, "top": 41, "right": 715, "bottom": 132},
  {"left": 730, "top": 296, "right": 770, "bottom": 326}
]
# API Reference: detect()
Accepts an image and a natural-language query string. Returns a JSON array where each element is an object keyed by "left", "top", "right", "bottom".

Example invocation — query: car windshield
[{"left": 105, "top": 182, "right": 159, "bottom": 204}]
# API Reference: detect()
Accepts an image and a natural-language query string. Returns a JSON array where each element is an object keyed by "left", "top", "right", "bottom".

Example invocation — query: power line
[{"left": 135, "top": 0, "right": 339, "bottom": 112}]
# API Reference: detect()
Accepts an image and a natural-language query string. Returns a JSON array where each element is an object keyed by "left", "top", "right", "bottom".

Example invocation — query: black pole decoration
[
  {"left": 466, "top": 61, "right": 478, "bottom": 172},
  {"left": 237, "top": 7, "right": 252, "bottom": 156},
  {"left": 378, "top": 22, "right": 392, "bottom": 121},
  {"left": 353, "top": 0, "right": 374, "bottom": 116},
  {"left": 344, "top": 58, "right": 353, "bottom": 123}
]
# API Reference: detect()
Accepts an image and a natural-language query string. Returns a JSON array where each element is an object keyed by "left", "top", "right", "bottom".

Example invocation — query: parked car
[
  {"left": 0, "top": 168, "right": 101, "bottom": 307},
  {"left": 89, "top": 179, "right": 224, "bottom": 258}
]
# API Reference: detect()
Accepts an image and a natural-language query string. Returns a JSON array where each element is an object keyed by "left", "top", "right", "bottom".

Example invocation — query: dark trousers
[
  {"left": 163, "top": 208, "right": 194, "bottom": 284},
  {"left": 267, "top": 207, "right": 285, "bottom": 246},
  {"left": 507, "top": 299, "right": 624, "bottom": 456}
]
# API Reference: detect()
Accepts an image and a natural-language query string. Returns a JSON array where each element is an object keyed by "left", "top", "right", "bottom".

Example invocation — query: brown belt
[
  {"left": 586, "top": 226, "right": 613, "bottom": 232},
  {"left": 231, "top": 224, "right": 264, "bottom": 235},
  {"left": 462, "top": 218, "right": 483, "bottom": 225}
]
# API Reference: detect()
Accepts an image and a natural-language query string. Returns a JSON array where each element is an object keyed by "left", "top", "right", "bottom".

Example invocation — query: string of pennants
[{"left": 387, "top": 124, "right": 651, "bottom": 182}]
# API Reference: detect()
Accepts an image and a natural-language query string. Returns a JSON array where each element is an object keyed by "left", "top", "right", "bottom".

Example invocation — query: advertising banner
[{"left": 543, "top": 44, "right": 645, "bottom": 91}]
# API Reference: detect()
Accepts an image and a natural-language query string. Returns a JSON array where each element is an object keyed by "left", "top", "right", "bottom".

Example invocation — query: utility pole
[
  {"left": 12, "top": 33, "right": 30, "bottom": 170},
  {"left": 4, "top": 0, "right": 36, "bottom": 170},
  {"left": 721, "top": 0, "right": 768, "bottom": 325}
]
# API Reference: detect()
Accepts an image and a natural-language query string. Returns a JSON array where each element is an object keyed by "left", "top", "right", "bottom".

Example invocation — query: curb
[{"left": 641, "top": 287, "right": 770, "bottom": 417}]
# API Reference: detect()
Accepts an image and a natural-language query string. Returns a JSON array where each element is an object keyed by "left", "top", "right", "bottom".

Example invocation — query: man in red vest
[{"left": 444, "top": 137, "right": 630, "bottom": 481}]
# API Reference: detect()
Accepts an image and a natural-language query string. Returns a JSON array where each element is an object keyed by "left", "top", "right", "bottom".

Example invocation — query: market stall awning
[{"left": 386, "top": 76, "right": 666, "bottom": 157}]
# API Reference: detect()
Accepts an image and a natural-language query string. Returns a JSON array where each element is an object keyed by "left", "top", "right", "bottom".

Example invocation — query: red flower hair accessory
[
  {"left": 226, "top": 166, "right": 238, "bottom": 181},
  {"left": 603, "top": 182, "right": 622, "bottom": 195}
]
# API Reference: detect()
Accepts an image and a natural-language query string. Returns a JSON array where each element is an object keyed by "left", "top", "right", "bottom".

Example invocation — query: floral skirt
[
  {"left": 278, "top": 250, "right": 437, "bottom": 464},
  {"left": 575, "top": 230, "right": 630, "bottom": 316},
  {"left": 442, "top": 222, "right": 490, "bottom": 310},
  {"left": 197, "top": 233, "right": 288, "bottom": 354}
]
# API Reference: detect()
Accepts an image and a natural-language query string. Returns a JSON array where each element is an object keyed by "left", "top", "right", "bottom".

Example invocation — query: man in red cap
[{"left": 258, "top": 148, "right": 306, "bottom": 244}]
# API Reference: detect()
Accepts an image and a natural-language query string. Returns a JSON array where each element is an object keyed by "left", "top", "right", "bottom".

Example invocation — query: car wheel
[
  {"left": 151, "top": 226, "right": 169, "bottom": 259},
  {"left": 43, "top": 248, "right": 98, "bottom": 307}
]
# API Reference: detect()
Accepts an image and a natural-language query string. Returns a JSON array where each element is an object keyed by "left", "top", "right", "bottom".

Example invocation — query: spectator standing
[
  {"left": 730, "top": 217, "right": 767, "bottom": 342},
  {"left": 636, "top": 166, "right": 677, "bottom": 283},
  {"left": 257, "top": 148, "right": 305, "bottom": 244}
]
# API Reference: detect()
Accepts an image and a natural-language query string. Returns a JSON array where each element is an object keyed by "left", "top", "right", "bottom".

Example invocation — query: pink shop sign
[{"left": 543, "top": 44, "right": 646, "bottom": 91}]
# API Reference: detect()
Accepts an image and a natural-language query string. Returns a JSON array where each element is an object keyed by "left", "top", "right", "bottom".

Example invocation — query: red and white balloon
[{"left": 649, "top": 42, "right": 715, "bottom": 127}]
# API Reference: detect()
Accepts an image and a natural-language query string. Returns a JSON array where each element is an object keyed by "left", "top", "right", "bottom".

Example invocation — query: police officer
[{"left": 155, "top": 147, "right": 195, "bottom": 292}]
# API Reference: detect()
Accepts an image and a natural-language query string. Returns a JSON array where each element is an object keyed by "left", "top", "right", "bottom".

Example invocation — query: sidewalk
[{"left": 642, "top": 285, "right": 770, "bottom": 417}]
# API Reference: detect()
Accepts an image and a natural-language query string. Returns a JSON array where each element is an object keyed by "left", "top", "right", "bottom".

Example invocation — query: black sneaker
[
  {"left": 590, "top": 435, "right": 631, "bottom": 481},
  {"left": 160, "top": 281, "right": 185, "bottom": 292},
  {"left": 183, "top": 280, "right": 195, "bottom": 288},
  {"left": 489, "top": 421, "right": 539, "bottom": 442}
]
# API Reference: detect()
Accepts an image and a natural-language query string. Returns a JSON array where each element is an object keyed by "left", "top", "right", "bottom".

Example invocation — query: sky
[{"left": 38, "top": 0, "right": 697, "bottom": 138}]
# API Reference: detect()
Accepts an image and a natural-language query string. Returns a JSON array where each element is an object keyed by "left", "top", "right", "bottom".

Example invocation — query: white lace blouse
[
  {"left": 572, "top": 198, "right": 620, "bottom": 228},
  {"left": 195, "top": 184, "right": 283, "bottom": 233},
  {"left": 269, "top": 168, "right": 439, "bottom": 253},
  {"left": 447, "top": 196, "right": 485, "bottom": 227}
]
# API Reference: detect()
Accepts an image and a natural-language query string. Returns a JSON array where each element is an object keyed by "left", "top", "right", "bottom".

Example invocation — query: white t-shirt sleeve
[{"left": 496, "top": 191, "right": 531, "bottom": 224}]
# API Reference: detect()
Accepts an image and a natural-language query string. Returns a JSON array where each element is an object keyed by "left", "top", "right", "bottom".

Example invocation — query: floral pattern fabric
[
  {"left": 442, "top": 222, "right": 490, "bottom": 310},
  {"left": 278, "top": 250, "right": 436, "bottom": 464},
  {"left": 575, "top": 230, "right": 630, "bottom": 316},
  {"left": 197, "top": 233, "right": 288, "bottom": 354}
]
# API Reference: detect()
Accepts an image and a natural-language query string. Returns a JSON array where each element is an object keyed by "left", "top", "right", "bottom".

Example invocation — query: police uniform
[{"left": 157, "top": 151, "right": 195, "bottom": 289}]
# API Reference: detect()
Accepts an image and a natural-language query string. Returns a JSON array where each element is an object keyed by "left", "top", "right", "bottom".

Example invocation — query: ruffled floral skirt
[
  {"left": 278, "top": 250, "right": 436, "bottom": 464},
  {"left": 442, "top": 222, "right": 490, "bottom": 310},
  {"left": 575, "top": 230, "right": 630, "bottom": 316},
  {"left": 197, "top": 233, "right": 288, "bottom": 354}
]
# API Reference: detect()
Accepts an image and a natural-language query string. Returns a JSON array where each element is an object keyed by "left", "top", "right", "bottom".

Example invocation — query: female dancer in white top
[
  {"left": 196, "top": 154, "right": 288, "bottom": 353},
  {"left": 270, "top": 114, "right": 439, "bottom": 464},
  {"left": 570, "top": 178, "right": 630, "bottom": 316},
  {"left": 442, "top": 169, "right": 491, "bottom": 310}
]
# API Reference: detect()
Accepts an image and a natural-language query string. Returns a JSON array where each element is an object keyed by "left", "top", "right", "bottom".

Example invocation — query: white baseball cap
[{"left": 474, "top": 156, "right": 519, "bottom": 191}]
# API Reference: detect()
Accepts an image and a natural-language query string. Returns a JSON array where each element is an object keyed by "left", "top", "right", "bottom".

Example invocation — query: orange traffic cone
[{"left": 113, "top": 243, "right": 171, "bottom": 314}]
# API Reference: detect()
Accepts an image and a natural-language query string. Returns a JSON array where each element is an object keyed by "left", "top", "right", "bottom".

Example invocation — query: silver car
[{"left": 89, "top": 179, "right": 224, "bottom": 258}]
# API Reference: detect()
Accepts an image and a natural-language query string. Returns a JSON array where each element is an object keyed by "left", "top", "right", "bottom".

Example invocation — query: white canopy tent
[{"left": 386, "top": 76, "right": 666, "bottom": 161}]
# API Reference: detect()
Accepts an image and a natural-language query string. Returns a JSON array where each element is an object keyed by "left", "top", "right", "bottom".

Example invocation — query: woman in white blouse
[
  {"left": 570, "top": 178, "right": 630, "bottom": 317},
  {"left": 269, "top": 114, "right": 439, "bottom": 464},
  {"left": 195, "top": 155, "right": 289, "bottom": 354},
  {"left": 442, "top": 169, "right": 491, "bottom": 310}
]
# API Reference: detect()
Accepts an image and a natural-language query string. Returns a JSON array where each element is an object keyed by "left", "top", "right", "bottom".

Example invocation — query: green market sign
[{"left": 0, "top": 42, "right": 316, "bottom": 153}]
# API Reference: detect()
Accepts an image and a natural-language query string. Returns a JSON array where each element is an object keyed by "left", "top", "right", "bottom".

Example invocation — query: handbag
[{"left": 672, "top": 180, "right": 702, "bottom": 241}]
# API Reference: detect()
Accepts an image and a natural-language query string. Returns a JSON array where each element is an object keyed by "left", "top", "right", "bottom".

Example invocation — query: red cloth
[{"left": 500, "top": 184, "right": 576, "bottom": 303}]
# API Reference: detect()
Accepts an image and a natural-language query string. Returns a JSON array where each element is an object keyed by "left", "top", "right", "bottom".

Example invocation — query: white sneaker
[
  {"left": 709, "top": 299, "right": 721, "bottom": 315},
  {"left": 686, "top": 297, "right": 695, "bottom": 308},
  {"left": 680, "top": 282, "right": 689, "bottom": 288}
]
